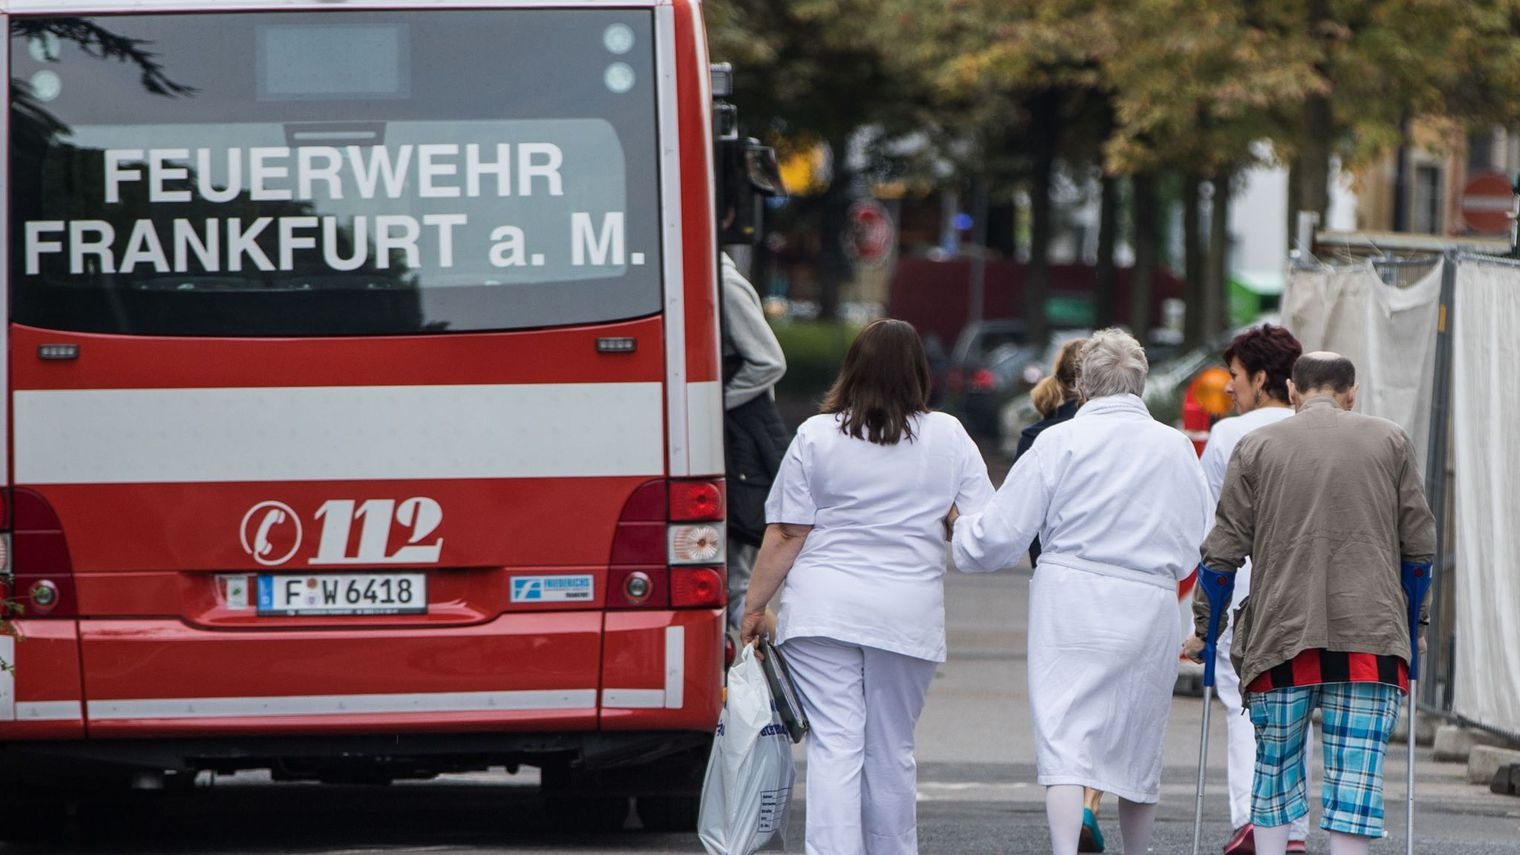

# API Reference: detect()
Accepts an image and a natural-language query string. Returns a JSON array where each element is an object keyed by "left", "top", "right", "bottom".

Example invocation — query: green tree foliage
[
  {"left": 710, "top": 0, "right": 1520, "bottom": 331},
  {"left": 708, "top": 1, "right": 942, "bottom": 318},
  {"left": 706, "top": 1, "right": 929, "bottom": 153}
]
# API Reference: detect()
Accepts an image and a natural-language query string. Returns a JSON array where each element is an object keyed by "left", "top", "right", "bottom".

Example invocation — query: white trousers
[
  {"left": 781, "top": 636, "right": 938, "bottom": 855},
  {"left": 1216, "top": 619, "right": 1310, "bottom": 840}
]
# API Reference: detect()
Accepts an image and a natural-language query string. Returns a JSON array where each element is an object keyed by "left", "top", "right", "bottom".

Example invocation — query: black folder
[{"left": 757, "top": 634, "right": 809, "bottom": 743}]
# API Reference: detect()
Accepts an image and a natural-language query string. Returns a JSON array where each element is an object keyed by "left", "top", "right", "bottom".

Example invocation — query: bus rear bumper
[
  {"left": 0, "top": 608, "right": 722, "bottom": 740},
  {"left": 0, "top": 727, "right": 712, "bottom": 781}
]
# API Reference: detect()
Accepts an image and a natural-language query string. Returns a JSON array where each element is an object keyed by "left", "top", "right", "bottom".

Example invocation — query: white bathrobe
[{"left": 952, "top": 393, "right": 1212, "bottom": 803}]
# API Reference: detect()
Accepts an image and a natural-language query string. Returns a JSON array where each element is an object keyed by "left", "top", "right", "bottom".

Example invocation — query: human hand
[
  {"left": 1182, "top": 633, "right": 1206, "bottom": 663},
  {"left": 943, "top": 504, "right": 960, "bottom": 542},
  {"left": 739, "top": 608, "right": 777, "bottom": 648}
]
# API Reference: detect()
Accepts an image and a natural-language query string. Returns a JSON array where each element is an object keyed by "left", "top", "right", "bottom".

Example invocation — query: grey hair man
[{"left": 1197, "top": 351, "right": 1436, "bottom": 855}]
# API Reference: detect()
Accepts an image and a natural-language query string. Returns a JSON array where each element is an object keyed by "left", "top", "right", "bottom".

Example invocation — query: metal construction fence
[{"left": 1286, "top": 243, "right": 1520, "bottom": 743}]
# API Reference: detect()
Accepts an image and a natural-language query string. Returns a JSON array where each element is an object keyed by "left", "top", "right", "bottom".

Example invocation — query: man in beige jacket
[{"left": 1196, "top": 352, "right": 1436, "bottom": 855}]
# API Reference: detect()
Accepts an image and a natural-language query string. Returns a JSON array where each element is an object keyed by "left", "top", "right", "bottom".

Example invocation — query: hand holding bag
[{"left": 697, "top": 644, "right": 795, "bottom": 854}]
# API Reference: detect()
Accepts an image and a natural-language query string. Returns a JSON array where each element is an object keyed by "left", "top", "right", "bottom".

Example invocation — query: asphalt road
[{"left": 9, "top": 566, "right": 1518, "bottom": 854}]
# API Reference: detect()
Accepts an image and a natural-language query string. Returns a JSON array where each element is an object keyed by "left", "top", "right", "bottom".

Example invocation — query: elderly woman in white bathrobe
[{"left": 950, "top": 328, "right": 1212, "bottom": 855}]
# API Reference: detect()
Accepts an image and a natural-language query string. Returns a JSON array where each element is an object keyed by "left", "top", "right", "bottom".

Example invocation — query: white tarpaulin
[
  {"left": 1282, "top": 260, "right": 1443, "bottom": 478},
  {"left": 1450, "top": 261, "right": 1520, "bottom": 734}
]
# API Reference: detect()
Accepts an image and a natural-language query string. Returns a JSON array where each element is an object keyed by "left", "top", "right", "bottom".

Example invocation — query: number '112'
[{"left": 311, "top": 498, "right": 444, "bottom": 565}]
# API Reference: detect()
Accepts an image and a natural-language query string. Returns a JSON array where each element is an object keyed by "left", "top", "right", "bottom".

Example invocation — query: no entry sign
[{"left": 1460, "top": 171, "right": 1515, "bottom": 234}]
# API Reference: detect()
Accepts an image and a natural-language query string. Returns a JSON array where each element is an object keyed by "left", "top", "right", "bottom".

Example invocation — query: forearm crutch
[
  {"left": 1401, "top": 561, "right": 1432, "bottom": 855},
  {"left": 1191, "top": 564, "right": 1235, "bottom": 855}
]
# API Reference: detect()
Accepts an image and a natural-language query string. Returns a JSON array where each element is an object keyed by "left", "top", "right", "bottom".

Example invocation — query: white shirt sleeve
[
  {"left": 1199, "top": 422, "right": 1230, "bottom": 505},
  {"left": 950, "top": 443, "right": 1049, "bottom": 573},
  {"left": 764, "top": 431, "right": 817, "bottom": 525},
  {"left": 954, "top": 422, "right": 996, "bottom": 515}
]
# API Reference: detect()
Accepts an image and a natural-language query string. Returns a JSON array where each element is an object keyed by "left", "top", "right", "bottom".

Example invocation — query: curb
[{"left": 1468, "top": 745, "right": 1520, "bottom": 787}]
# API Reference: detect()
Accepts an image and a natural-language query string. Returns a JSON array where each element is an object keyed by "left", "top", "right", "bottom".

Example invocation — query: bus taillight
[
  {"left": 667, "top": 524, "right": 723, "bottom": 565},
  {"left": 669, "top": 567, "right": 724, "bottom": 609},
  {"left": 669, "top": 479, "right": 724, "bottom": 522},
  {"left": 10, "top": 489, "right": 77, "bottom": 618},
  {"left": 608, "top": 480, "right": 727, "bottom": 610}
]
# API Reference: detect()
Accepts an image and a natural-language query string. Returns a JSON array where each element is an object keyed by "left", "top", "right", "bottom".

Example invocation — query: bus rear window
[{"left": 9, "top": 10, "right": 663, "bottom": 336}]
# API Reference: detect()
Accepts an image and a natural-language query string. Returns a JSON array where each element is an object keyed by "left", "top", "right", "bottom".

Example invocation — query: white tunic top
[
  {"left": 952, "top": 394, "right": 1213, "bottom": 588},
  {"left": 765, "top": 411, "right": 995, "bottom": 662},
  {"left": 1198, "top": 405, "right": 1296, "bottom": 606}
]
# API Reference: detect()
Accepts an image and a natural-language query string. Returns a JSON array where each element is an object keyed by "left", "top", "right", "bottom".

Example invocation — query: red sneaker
[
  {"left": 1286, "top": 841, "right": 1307, "bottom": 853},
  {"left": 1222, "top": 823, "right": 1255, "bottom": 855}
]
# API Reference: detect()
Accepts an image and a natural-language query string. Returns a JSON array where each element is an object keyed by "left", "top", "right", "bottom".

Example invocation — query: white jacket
[{"left": 952, "top": 394, "right": 1212, "bottom": 590}]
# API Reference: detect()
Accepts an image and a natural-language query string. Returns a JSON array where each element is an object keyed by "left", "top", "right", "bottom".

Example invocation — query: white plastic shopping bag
[{"left": 697, "top": 644, "right": 796, "bottom": 854}]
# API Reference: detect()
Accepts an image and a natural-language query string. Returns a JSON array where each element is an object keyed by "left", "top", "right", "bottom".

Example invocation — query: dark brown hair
[
  {"left": 1222, "top": 324, "right": 1302, "bottom": 404},
  {"left": 820, "top": 318, "right": 931, "bottom": 445}
]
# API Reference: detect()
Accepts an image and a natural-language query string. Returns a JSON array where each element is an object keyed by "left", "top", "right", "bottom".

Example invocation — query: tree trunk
[
  {"left": 1094, "top": 171, "right": 1119, "bottom": 329},
  {"left": 1130, "top": 173, "right": 1158, "bottom": 344},
  {"left": 1392, "top": 117, "right": 1411, "bottom": 232},
  {"left": 1182, "top": 173, "right": 1206, "bottom": 348},
  {"left": 1296, "top": 93, "right": 1333, "bottom": 227},
  {"left": 1285, "top": 159, "right": 1301, "bottom": 257},
  {"left": 1207, "top": 171, "right": 1233, "bottom": 337},
  {"left": 1296, "top": 0, "right": 1335, "bottom": 235},
  {"left": 1026, "top": 89, "right": 1061, "bottom": 346},
  {"left": 986, "top": 195, "right": 1017, "bottom": 258},
  {"left": 816, "top": 134, "right": 853, "bottom": 321}
]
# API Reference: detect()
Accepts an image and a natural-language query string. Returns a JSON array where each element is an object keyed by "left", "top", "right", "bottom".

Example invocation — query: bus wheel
[
  {"left": 542, "top": 795, "right": 630, "bottom": 832},
  {"left": 636, "top": 794, "right": 700, "bottom": 831}
]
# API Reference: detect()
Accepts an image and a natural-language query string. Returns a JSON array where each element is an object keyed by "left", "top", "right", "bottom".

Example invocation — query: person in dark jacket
[{"left": 721, "top": 253, "right": 787, "bottom": 632}]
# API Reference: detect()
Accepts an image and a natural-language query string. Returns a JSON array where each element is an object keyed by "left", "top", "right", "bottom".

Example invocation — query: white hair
[{"left": 1077, "top": 328, "right": 1149, "bottom": 400}]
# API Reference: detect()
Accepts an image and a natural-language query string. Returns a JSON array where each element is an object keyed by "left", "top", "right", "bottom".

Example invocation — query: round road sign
[
  {"left": 1460, "top": 171, "right": 1515, "bottom": 235},
  {"left": 845, "top": 200, "right": 893, "bottom": 268}
]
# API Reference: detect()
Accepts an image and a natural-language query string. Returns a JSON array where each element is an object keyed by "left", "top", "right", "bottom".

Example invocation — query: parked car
[
  {"left": 944, "top": 320, "right": 1031, "bottom": 392},
  {"left": 1013, "top": 328, "right": 1093, "bottom": 389},
  {"left": 943, "top": 320, "right": 1034, "bottom": 437},
  {"left": 959, "top": 341, "right": 1045, "bottom": 438}
]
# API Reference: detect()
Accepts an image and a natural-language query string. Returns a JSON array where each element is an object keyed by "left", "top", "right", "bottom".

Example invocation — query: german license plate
[{"left": 256, "top": 573, "right": 426, "bottom": 616}]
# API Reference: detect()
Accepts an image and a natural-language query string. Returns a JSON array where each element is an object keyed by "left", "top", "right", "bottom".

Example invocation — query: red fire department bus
[{"left": 2, "top": 0, "right": 733, "bottom": 828}]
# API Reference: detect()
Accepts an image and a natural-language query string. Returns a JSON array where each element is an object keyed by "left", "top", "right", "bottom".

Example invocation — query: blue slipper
[{"left": 1078, "top": 806, "right": 1105, "bottom": 852}]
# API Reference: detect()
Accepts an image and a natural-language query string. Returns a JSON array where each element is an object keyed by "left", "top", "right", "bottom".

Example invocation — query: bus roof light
[{"left": 710, "top": 63, "right": 733, "bottom": 98}]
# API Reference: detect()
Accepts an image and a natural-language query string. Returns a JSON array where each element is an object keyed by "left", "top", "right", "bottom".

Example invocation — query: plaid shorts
[{"left": 1248, "top": 682, "right": 1403, "bottom": 837}]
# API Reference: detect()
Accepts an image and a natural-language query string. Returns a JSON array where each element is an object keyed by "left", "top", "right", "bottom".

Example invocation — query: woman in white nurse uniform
[
  {"left": 950, "top": 329, "right": 1213, "bottom": 855},
  {"left": 739, "top": 318, "right": 995, "bottom": 855}
]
